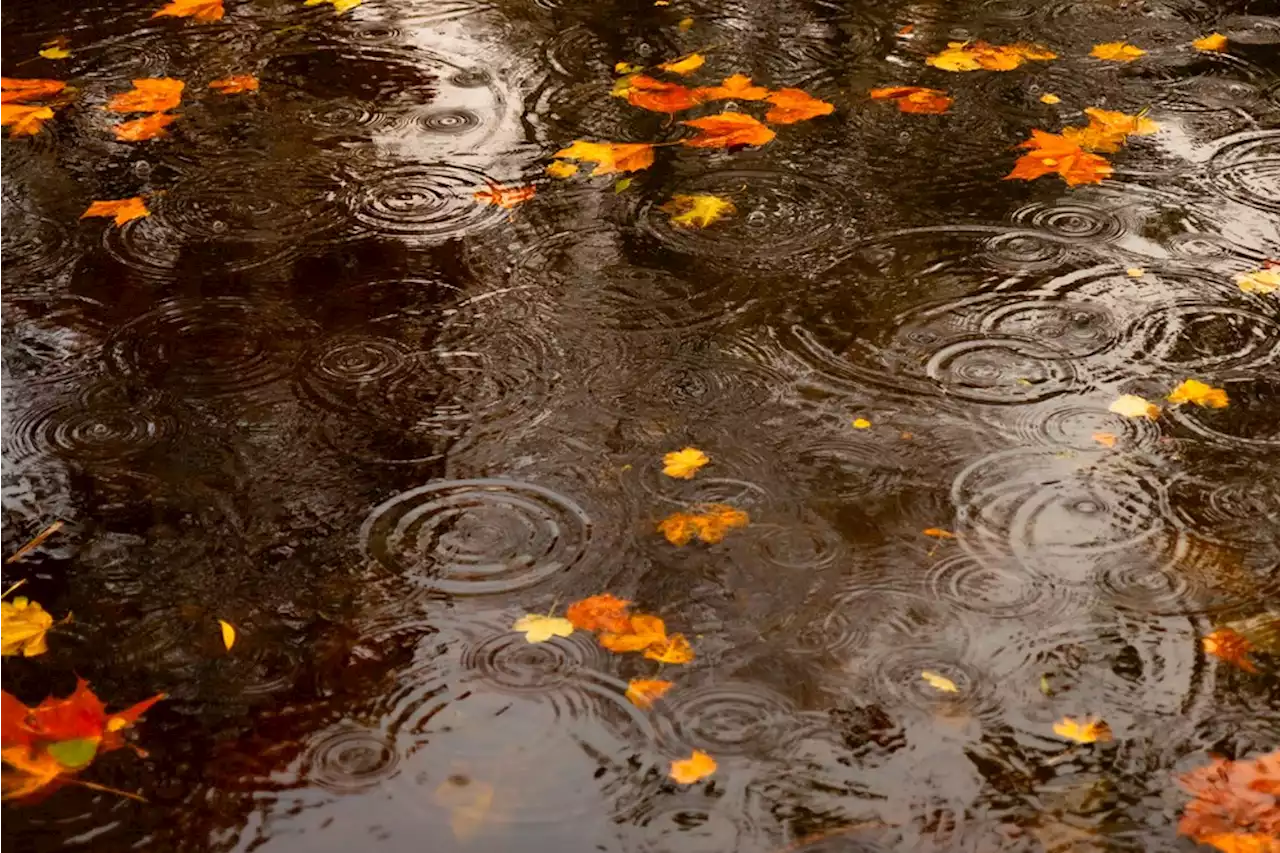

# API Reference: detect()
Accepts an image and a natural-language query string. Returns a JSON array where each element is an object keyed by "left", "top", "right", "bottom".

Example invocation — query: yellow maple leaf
[
  {"left": 1168, "top": 379, "right": 1228, "bottom": 409},
  {"left": 1053, "top": 716, "right": 1112, "bottom": 743},
  {"left": 669, "top": 750, "right": 716, "bottom": 784},
  {"left": 218, "top": 619, "right": 236, "bottom": 650},
  {"left": 80, "top": 196, "right": 150, "bottom": 226},
  {"left": 153, "top": 0, "right": 224, "bottom": 21},
  {"left": 1, "top": 597, "right": 54, "bottom": 657},
  {"left": 1236, "top": 268, "right": 1279, "bottom": 294},
  {"left": 304, "top": 0, "right": 361, "bottom": 12},
  {"left": 1109, "top": 394, "right": 1160, "bottom": 419},
  {"left": 662, "top": 446, "right": 709, "bottom": 478},
  {"left": 660, "top": 194, "right": 736, "bottom": 228},
  {"left": 512, "top": 614, "right": 574, "bottom": 643},
  {"left": 1091, "top": 42, "right": 1146, "bottom": 62},
  {"left": 1193, "top": 33, "right": 1228, "bottom": 52},
  {"left": 921, "top": 671, "right": 959, "bottom": 692},
  {"left": 1092, "top": 432, "right": 1118, "bottom": 447},
  {"left": 625, "top": 678, "right": 674, "bottom": 708},
  {"left": 657, "top": 53, "right": 705, "bottom": 75},
  {"left": 1064, "top": 107, "right": 1160, "bottom": 152},
  {"left": 553, "top": 140, "right": 655, "bottom": 175},
  {"left": 644, "top": 633, "right": 694, "bottom": 664},
  {"left": 678, "top": 17, "right": 693, "bottom": 31}
]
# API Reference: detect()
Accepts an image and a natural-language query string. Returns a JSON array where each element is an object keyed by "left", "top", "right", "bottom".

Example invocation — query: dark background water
[{"left": 3, "top": 0, "right": 1279, "bottom": 850}]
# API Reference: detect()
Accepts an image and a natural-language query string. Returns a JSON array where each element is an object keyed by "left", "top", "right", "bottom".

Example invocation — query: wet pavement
[{"left": 3, "top": 0, "right": 1279, "bottom": 850}]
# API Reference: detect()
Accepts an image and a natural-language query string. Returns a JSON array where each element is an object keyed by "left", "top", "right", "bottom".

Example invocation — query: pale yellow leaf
[
  {"left": 662, "top": 447, "right": 709, "bottom": 479},
  {"left": 921, "top": 670, "right": 959, "bottom": 692},
  {"left": 1053, "top": 715, "right": 1112, "bottom": 743},
  {"left": 1108, "top": 394, "right": 1159, "bottom": 419},
  {"left": 512, "top": 614, "right": 574, "bottom": 643}
]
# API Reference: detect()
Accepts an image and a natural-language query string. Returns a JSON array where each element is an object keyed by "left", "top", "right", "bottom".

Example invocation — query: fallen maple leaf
[
  {"left": 1, "top": 745, "right": 65, "bottom": 800},
  {"left": 662, "top": 447, "right": 710, "bottom": 478},
  {"left": 114, "top": 112, "right": 178, "bottom": 141},
  {"left": 599, "top": 613, "right": 667, "bottom": 652},
  {"left": 1, "top": 78, "right": 66, "bottom": 104},
  {"left": 660, "top": 194, "right": 736, "bottom": 228},
  {"left": 1063, "top": 107, "right": 1159, "bottom": 152},
  {"left": 2, "top": 679, "right": 165, "bottom": 750},
  {"left": 1203, "top": 628, "right": 1259, "bottom": 674},
  {"left": 693, "top": 73, "right": 769, "bottom": 102},
  {"left": 81, "top": 196, "right": 150, "bottom": 227},
  {"left": 765, "top": 88, "right": 834, "bottom": 123},
  {"left": 678, "top": 16, "right": 693, "bottom": 31},
  {"left": 1109, "top": 394, "right": 1160, "bottom": 419},
  {"left": 107, "top": 78, "right": 183, "bottom": 113},
  {"left": 566, "top": 594, "right": 633, "bottom": 633},
  {"left": 626, "top": 678, "right": 673, "bottom": 708},
  {"left": 926, "top": 41, "right": 1056, "bottom": 72},
  {"left": 512, "top": 614, "right": 574, "bottom": 643},
  {"left": 209, "top": 75, "right": 258, "bottom": 94},
  {"left": 1091, "top": 42, "right": 1146, "bottom": 62},
  {"left": 869, "top": 86, "right": 953, "bottom": 114},
  {"left": 921, "top": 671, "right": 959, "bottom": 692},
  {"left": 2, "top": 104, "right": 54, "bottom": 136},
  {"left": 1005, "top": 129, "right": 1113, "bottom": 186},
  {"left": 670, "top": 750, "right": 716, "bottom": 784},
  {"left": 617, "top": 74, "right": 701, "bottom": 113},
  {"left": 1, "top": 597, "right": 54, "bottom": 657},
  {"left": 1196, "top": 833, "right": 1280, "bottom": 853},
  {"left": 1053, "top": 716, "right": 1112, "bottom": 743},
  {"left": 1179, "top": 751, "right": 1280, "bottom": 850},
  {"left": 219, "top": 619, "right": 236, "bottom": 650},
  {"left": 657, "top": 53, "right": 705, "bottom": 75},
  {"left": 553, "top": 140, "right": 655, "bottom": 175},
  {"left": 39, "top": 38, "right": 71, "bottom": 60},
  {"left": 473, "top": 183, "right": 537, "bottom": 210},
  {"left": 546, "top": 160, "right": 578, "bottom": 179},
  {"left": 644, "top": 633, "right": 694, "bottom": 664},
  {"left": 658, "top": 504, "right": 749, "bottom": 545},
  {"left": 153, "top": 0, "right": 224, "bottom": 21},
  {"left": 1168, "top": 379, "right": 1229, "bottom": 409},
  {"left": 1193, "top": 33, "right": 1228, "bottom": 52},
  {"left": 304, "top": 0, "right": 362, "bottom": 12},
  {"left": 1237, "top": 268, "right": 1279, "bottom": 295},
  {"left": 681, "top": 111, "right": 775, "bottom": 147}
]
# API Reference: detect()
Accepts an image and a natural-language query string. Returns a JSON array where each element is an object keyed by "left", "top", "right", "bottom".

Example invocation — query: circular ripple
[
  {"left": 5, "top": 397, "right": 180, "bottom": 463},
  {"left": 980, "top": 231, "right": 1071, "bottom": 271},
  {"left": 301, "top": 727, "right": 399, "bottom": 794},
  {"left": 106, "top": 298, "right": 311, "bottom": 397},
  {"left": 1204, "top": 130, "right": 1280, "bottom": 214},
  {"left": 1168, "top": 376, "right": 1280, "bottom": 448},
  {"left": 360, "top": 479, "right": 592, "bottom": 596},
  {"left": 346, "top": 164, "right": 508, "bottom": 240},
  {"left": 925, "top": 552, "right": 1062, "bottom": 619},
  {"left": 859, "top": 644, "right": 999, "bottom": 722},
  {"left": 413, "top": 108, "right": 485, "bottom": 135},
  {"left": 637, "top": 170, "right": 850, "bottom": 269},
  {"left": 1092, "top": 559, "right": 1199, "bottom": 615},
  {"left": 666, "top": 683, "right": 797, "bottom": 756},
  {"left": 460, "top": 627, "right": 606, "bottom": 693},
  {"left": 1125, "top": 303, "right": 1280, "bottom": 373},
  {"left": 925, "top": 338, "right": 1078, "bottom": 405},
  {"left": 1008, "top": 399, "right": 1163, "bottom": 451},
  {"left": 1169, "top": 462, "right": 1280, "bottom": 546},
  {"left": 297, "top": 335, "right": 416, "bottom": 411},
  {"left": 1013, "top": 201, "right": 1127, "bottom": 242}
]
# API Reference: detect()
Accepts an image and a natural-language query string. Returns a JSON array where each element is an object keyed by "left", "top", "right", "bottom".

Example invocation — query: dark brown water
[{"left": 3, "top": 0, "right": 1279, "bottom": 850}]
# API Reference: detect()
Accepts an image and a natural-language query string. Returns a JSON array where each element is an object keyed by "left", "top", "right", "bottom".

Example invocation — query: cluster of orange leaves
[
  {"left": 566, "top": 593, "right": 694, "bottom": 665},
  {"left": 658, "top": 504, "right": 749, "bottom": 546},
  {"left": 1, "top": 78, "right": 68, "bottom": 137},
  {"left": 1006, "top": 107, "right": 1159, "bottom": 186},
  {"left": 2, "top": 679, "right": 165, "bottom": 800},
  {"left": 1178, "top": 751, "right": 1280, "bottom": 853}
]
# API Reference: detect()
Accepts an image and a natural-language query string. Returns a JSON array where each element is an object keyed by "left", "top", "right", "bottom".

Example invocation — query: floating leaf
[
  {"left": 1203, "top": 628, "right": 1258, "bottom": 674},
  {"left": 1109, "top": 394, "right": 1160, "bottom": 419},
  {"left": 869, "top": 86, "right": 952, "bottom": 114},
  {"left": 566, "top": 594, "right": 633, "bottom": 633},
  {"left": 304, "top": 0, "right": 362, "bottom": 12},
  {"left": 626, "top": 679, "right": 674, "bottom": 708},
  {"left": 1, "top": 746, "right": 64, "bottom": 800},
  {"left": 1237, "top": 267, "right": 1279, "bottom": 295},
  {"left": 670, "top": 750, "right": 717, "bottom": 784},
  {"left": 546, "top": 160, "right": 578, "bottom": 179},
  {"left": 852, "top": 417, "right": 871, "bottom": 429},
  {"left": 1193, "top": 33, "right": 1228, "bottom": 52},
  {"left": 1, "top": 78, "right": 67, "bottom": 104},
  {"left": 614, "top": 177, "right": 633, "bottom": 193},
  {"left": 218, "top": 619, "right": 236, "bottom": 650},
  {"left": 644, "top": 633, "right": 694, "bottom": 664},
  {"left": 1091, "top": 42, "right": 1146, "bottom": 62},
  {"left": 1092, "top": 432, "right": 1118, "bottom": 448},
  {"left": 926, "top": 41, "right": 1056, "bottom": 72},
  {"left": 209, "top": 75, "right": 258, "bottom": 94},
  {"left": 662, "top": 447, "right": 710, "bottom": 478},
  {"left": 1168, "top": 379, "right": 1228, "bottom": 409},
  {"left": 1063, "top": 107, "right": 1159, "bottom": 153},
  {"left": 553, "top": 140, "right": 655, "bottom": 175},
  {"left": 107, "top": 78, "right": 184, "bottom": 113},
  {"left": 1005, "top": 130, "right": 1113, "bottom": 186},
  {"left": 765, "top": 88, "right": 834, "bottom": 123},
  {"left": 1127, "top": 267, "right": 1146, "bottom": 277},
  {"left": 39, "top": 40, "right": 71, "bottom": 60},
  {"left": 2, "top": 104, "right": 54, "bottom": 136},
  {"left": 114, "top": 112, "right": 178, "bottom": 141},
  {"left": 1, "top": 598, "right": 54, "bottom": 657},
  {"left": 1053, "top": 716, "right": 1112, "bottom": 743},
  {"left": 657, "top": 53, "right": 705, "bottom": 75},
  {"left": 693, "top": 73, "right": 769, "bottom": 102},
  {"left": 473, "top": 183, "right": 537, "bottom": 209},
  {"left": 658, "top": 504, "right": 749, "bottom": 545},
  {"left": 660, "top": 194, "right": 735, "bottom": 228},
  {"left": 681, "top": 111, "right": 775, "bottom": 147},
  {"left": 81, "top": 196, "right": 150, "bottom": 227},
  {"left": 599, "top": 613, "right": 667, "bottom": 653},
  {"left": 153, "top": 0, "right": 224, "bottom": 21},
  {"left": 512, "top": 614, "right": 574, "bottom": 644},
  {"left": 618, "top": 74, "right": 700, "bottom": 113},
  {"left": 921, "top": 671, "right": 958, "bottom": 692},
  {"left": 1040, "top": 93, "right": 1061, "bottom": 104}
]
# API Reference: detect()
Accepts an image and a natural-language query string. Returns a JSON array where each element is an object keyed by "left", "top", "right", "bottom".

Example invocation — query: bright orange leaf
[
  {"left": 473, "top": 183, "right": 537, "bottom": 210},
  {"left": 566, "top": 593, "right": 633, "bottom": 633},
  {"left": 553, "top": 140, "right": 655, "bottom": 175},
  {"left": 869, "top": 86, "right": 952, "bottom": 114},
  {"left": 1179, "top": 751, "right": 1280, "bottom": 850},
  {"left": 2, "top": 679, "right": 165, "bottom": 751},
  {"left": 619, "top": 74, "right": 701, "bottom": 113},
  {"left": 644, "top": 633, "right": 694, "bottom": 664},
  {"left": 1168, "top": 378, "right": 1229, "bottom": 409},
  {"left": 1053, "top": 716, "right": 1112, "bottom": 743},
  {"left": 693, "top": 73, "right": 769, "bottom": 102},
  {"left": 209, "top": 75, "right": 258, "bottom": 94},
  {"left": 1, "top": 78, "right": 66, "bottom": 104},
  {"left": 599, "top": 613, "right": 667, "bottom": 652},
  {"left": 113, "top": 112, "right": 178, "bottom": 141},
  {"left": 681, "top": 111, "right": 775, "bottom": 147},
  {"left": 1062, "top": 107, "right": 1159, "bottom": 152},
  {"left": 2, "top": 104, "right": 54, "bottom": 136},
  {"left": 926, "top": 41, "right": 1056, "bottom": 72},
  {"left": 659, "top": 504, "right": 749, "bottom": 545},
  {"left": 1005, "top": 129, "right": 1113, "bottom": 186},
  {"left": 153, "top": 0, "right": 224, "bottom": 21},
  {"left": 670, "top": 750, "right": 717, "bottom": 784},
  {"left": 1203, "top": 628, "right": 1259, "bottom": 674},
  {"left": 657, "top": 53, "right": 705, "bottom": 76},
  {"left": 1091, "top": 42, "right": 1146, "bottom": 62},
  {"left": 764, "top": 88, "right": 834, "bottom": 123},
  {"left": 922, "top": 528, "right": 956, "bottom": 539},
  {"left": 107, "top": 78, "right": 184, "bottom": 113},
  {"left": 625, "top": 678, "right": 673, "bottom": 708},
  {"left": 81, "top": 197, "right": 150, "bottom": 227},
  {"left": 1193, "top": 33, "right": 1228, "bottom": 52}
]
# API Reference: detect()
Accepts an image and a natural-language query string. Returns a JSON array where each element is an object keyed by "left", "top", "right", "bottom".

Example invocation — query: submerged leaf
[
  {"left": 670, "top": 750, "right": 717, "bottom": 784},
  {"left": 693, "top": 73, "right": 769, "bottom": 102},
  {"left": 660, "top": 194, "right": 736, "bottom": 228},
  {"left": 153, "top": 0, "right": 224, "bottom": 21},
  {"left": 765, "top": 88, "right": 834, "bottom": 123},
  {"left": 1091, "top": 42, "right": 1146, "bottom": 62},
  {"left": 662, "top": 447, "right": 710, "bottom": 478},
  {"left": 1109, "top": 394, "right": 1160, "bottom": 419},
  {"left": 81, "top": 196, "right": 150, "bottom": 226},
  {"left": 626, "top": 679, "right": 674, "bottom": 708},
  {"left": 566, "top": 594, "right": 633, "bottom": 633},
  {"left": 473, "top": 183, "right": 537, "bottom": 209},
  {"left": 1178, "top": 751, "right": 1280, "bottom": 849},
  {"left": 657, "top": 53, "right": 705, "bottom": 75},
  {"left": 113, "top": 112, "right": 178, "bottom": 141},
  {"left": 553, "top": 140, "right": 655, "bottom": 175},
  {"left": 107, "top": 78, "right": 184, "bottom": 113},
  {"left": 512, "top": 614, "right": 574, "bottom": 643},
  {"left": 869, "top": 86, "right": 952, "bottom": 114},
  {"left": 209, "top": 75, "right": 258, "bottom": 94},
  {"left": 1053, "top": 716, "right": 1112, "bottom": 743},
  {"left": 681, "top": 111, "right": 775, "bottom": 147},
  {"left": 1, "top": 598, "right": 54, "bottom": 657},
  {"left": 1168, "top": 379, "right": 1228, "bottom": 409}
]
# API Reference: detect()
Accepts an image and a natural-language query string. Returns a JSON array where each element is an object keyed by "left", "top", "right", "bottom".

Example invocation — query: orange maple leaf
[
  {"left": 625, "top": 678, "right": 673, "bottom": 708},
  {"left": 644, "top": 633, "right": 694, "bottom": 664},
  {"left": 693, "top": 73, "right": 769, "bottom": 102},
  {"left": 1005, "top": 129, "right": 1112, "bottom": 186},
  {"left": 107, "top": 78, "right": 184, "bottom": 113},
  {"left": 658, "top": 504, "right": 749, "bottom": 545},
  {"left": 153, "top": 0, "right": 224, "bottom": 21},
  {"left": 209, "top": 75, "right": 258, "bottom": 94},
  {"left": 114, "top": 112, "right": 178, "bottom": 141},
  {"left": 620, "top": 74, "right": 701, "bottom": 114},
  {"left": 1, "top": 77, "right": 66, "bottom": 104},
  {"left": 764, "top": 88, "right": 834, "bottom": 124},
  {"left": 869, "top": 86, "right": 953, "bottom": 114},
  {"left": 2, "top": 104, "right": 54, "bottom": 136},
  {"left": 2, "top": 679, "right": 164, "bottom": 752},
  {"left": 472, "top": 183, "right": 536, "bottom": 209},
  {"left": 81, "top": 197, "right": 150, "bottom": 227},
  {"left": 1062, "top": 107, "right": 1159, "bottom": 152},
  {"left": 566, "top": 593, "right": 633, "bottom": 633},
  {"left": 670, "top": 750, "right": 716, "bottom": 783},
  {"left": 1203, "top": 628, "right": 1259, "bottom": 674},
  {"left": 599, "top": 613, "right": 667, "bottom": 653},
  {"left": 1179, "top": 751, "right": 1280, "bottom": 848},
  {"left": 681, "top": 111, "right": 775, "bottom": 148},
  {"left": 553, "top": 140, "right": 655, "bottom": 175}
]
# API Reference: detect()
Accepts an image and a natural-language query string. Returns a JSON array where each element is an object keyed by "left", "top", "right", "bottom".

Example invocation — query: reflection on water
[{"left": 2, "top": 0, "right": 1278, "bottom": 849}]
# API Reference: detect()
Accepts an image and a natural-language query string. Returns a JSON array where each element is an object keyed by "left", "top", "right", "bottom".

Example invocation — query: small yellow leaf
[
  {"left": 1, "top": 597, "right": 55, "bottom": 657},
  {"left": 662, "top": 446, "right": 709, "bottom": 479},
  {"left": 653, "top": 0, "right": 669, "bottom": 6},
  {"left": 218, "top": 619, "right": 236, "bottom": 650},
  {"left": 626, "top": 678, "right": 674, "bottom": 708},
  {"left": 1091, "top": 42, "right": 1146, "bottom": 62},
  {"left": 922, "top": 528, "right": 955, "bottom": 539},
  {"left": 658, "top": 53, "right": 704, "bottom": 75},
  {"left": 1236, "top": 268, "right": 1279, "bottom": 294},
  {"left": 512, "top": 614, "right": 574, "bottom": 643},
  {"left": 1039, "top": 93, "right": 1060, "bottom": 104},
  {"left": 1053, "top": 715, "right": 1112, "bottom": 743},
  {"left": 1108, "top": 394, "right": 1160, "bottom": 420},
  {"left": 39, "top": 47, "right": 71, "bottom": 60},
  {"left": 1167, "top": 379, "right": 1228, "bottom": 409},
  {"left": 678, "top": 17, "right": 693, "bottom": 31},
  {"left": 1092, "top": 432, "right": 1118, "bottom": 448},
  {"left": 660, "top": 194, "right": 735, "bottom": 228},
  {"left": 921, "top": 671, "right": 959, "bottom": 693},
  {"left": 546, "top": 160, "right": 578, "bottom": 179},
  {"left": 852, "top": 417, "right": 872, "bottom": 429},
  {"left": 1193, "top": 33, "right": 1228, "bottom": 52},
  {"left": 669, "top": 750, "right": 716, "bottom": 783},
  {"left": 1126, "top": 267, "right": 1145, "bottom": 277}
]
